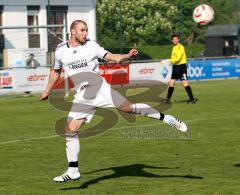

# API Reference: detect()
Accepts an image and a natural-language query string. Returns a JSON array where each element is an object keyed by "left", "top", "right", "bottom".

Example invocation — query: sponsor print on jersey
[{"left": 68, "top": 59, "right": 88, "bottom": 70}]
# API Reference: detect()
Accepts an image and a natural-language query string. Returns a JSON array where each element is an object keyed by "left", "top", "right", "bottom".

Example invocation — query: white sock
[
  {"left": 68, "top": 167, "right": 79, "bottom": 173},
  {"left": 132, "top": 103, "right": 165, "bottom": 121},
  {"left": 65, "top": 134, "right": 80, "bottom": 171}
]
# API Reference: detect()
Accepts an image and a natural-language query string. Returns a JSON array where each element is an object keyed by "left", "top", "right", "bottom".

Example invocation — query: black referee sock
[
  {"left": 167, "top": 87, "right": 174, "bottom": 99},
  {"left": 185, "top": 86, "right": 194, "bottom": 100}
]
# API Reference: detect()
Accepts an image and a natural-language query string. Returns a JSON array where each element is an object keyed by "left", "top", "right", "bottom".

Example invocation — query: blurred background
[
  {"left": 96, "top": 0, "right": 240, "bottom": 59},
  {"left": 0, "top": 0, "right": 240, "bottom": 68},
  {"left": 0, "top": 0, "right": 239, "bottom": 94}
]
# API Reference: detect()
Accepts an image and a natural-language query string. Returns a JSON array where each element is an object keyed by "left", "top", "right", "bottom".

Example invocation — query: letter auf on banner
[{"left": 0, "top": 70, "right": 14, "bottom": 93}]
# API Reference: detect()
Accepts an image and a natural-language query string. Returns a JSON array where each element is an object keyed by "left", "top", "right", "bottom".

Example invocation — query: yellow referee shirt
[{"left": 170, "top": 43, "right": 187, "bottom": 65}]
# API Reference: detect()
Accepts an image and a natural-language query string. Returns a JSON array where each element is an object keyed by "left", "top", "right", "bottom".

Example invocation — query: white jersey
[
  {"left": 53, "top": 40, "right": 126, "bottom": 123},
  {"left": 54, "top": 40, "right": 108, "bottom": 86}
]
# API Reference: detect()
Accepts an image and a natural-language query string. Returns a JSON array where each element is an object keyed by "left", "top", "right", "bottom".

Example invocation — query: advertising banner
[
  {"left": 0, "top": 68, "right": 50, "bottom": 94},
  {"left": 13, "top": 68, "right": 50, "bottom": 92},
  {"left": 1, "top": 58, "right": 239, "bottom": 95},
  {"left": 129, "top": 61, "right": 172, "bottom": 83},
  {"left": 0, "top": 70, "right": 14, "bottom": 93},
  {"left": 100, "top": 64, "right": 129, "bottom": 85},
  {"left": 187, "top": 58, "right": 240, "bottom": 80}
]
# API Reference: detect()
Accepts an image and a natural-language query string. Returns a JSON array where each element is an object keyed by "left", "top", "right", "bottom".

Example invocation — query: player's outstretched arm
[
  {"left": 41, "top": 69, "right": 61, "bottom": 100},
  {"left": 103, "top": 49, "right": 138, "bottom": 63}
]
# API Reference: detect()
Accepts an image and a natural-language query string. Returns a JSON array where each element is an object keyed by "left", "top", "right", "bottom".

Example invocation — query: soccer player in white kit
[{"left": 41, "top": 20, "right": 187, "bottom": 182}]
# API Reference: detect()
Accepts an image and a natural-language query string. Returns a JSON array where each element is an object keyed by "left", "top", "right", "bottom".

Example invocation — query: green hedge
[
  {"left": 137, "top": 44, "right": 205, "bottom": 60},
  {"left": 106, "top": 44, "right": 205, "bottom": 60}
]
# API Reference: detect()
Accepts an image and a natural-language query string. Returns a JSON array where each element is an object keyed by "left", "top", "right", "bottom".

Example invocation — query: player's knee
[
  {"left": 118, "top": 105, "right": 133, "bottom": 113},
  {"left": 65, "top": 119, "right": 85, "bottom": 135},
  {"left": 65, "top": 126, "right": 78, "bottom": 136}
]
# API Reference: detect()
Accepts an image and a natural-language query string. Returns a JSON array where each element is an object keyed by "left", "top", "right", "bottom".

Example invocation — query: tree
[
  {"left": 97, "top": 0, "right": 240, "bottom": 48},
  {"left": 97, "top": 0, "right": 178, "bottom": 48}
]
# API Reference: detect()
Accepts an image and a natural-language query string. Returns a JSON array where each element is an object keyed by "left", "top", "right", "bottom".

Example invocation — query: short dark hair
[
  {"left": 70, "top": 20, "right": 87, "bottom": 31},
  {"left": 171, "top": 34, "right": 180, "bottom": 39}
]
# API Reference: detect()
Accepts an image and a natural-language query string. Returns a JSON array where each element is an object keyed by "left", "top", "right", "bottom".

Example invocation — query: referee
[{"left": 164, "top": 34, "right": 197, "bottom": 104}]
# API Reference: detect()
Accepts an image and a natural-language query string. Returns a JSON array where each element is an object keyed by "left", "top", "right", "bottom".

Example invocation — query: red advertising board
[
  {"left": 0, "top": 70, "right": 13, "bottom": 89},
  {"left": 99, "top": 64, "right": 129, "bottom": 85},
  {"left": 53, "top": 64, "right": 130, "bottom": 90}
]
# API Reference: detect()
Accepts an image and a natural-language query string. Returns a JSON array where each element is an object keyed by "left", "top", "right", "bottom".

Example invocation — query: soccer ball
[{"left": 193, "top": 4, "right": 214, "bottom": 25}]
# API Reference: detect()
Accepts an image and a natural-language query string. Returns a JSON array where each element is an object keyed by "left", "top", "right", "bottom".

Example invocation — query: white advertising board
[
  {"left": 129, "top": 61, "right": 172, "bottom": 83},
  {"left": 0, "top": 67, "right": 50, "bottom": 94},
  {"left": 13, "top": 68, "right": 50, "bottom": 93}
]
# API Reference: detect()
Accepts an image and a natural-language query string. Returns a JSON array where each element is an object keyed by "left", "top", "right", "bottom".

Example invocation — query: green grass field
[{"left": 0, "top": 79, "right": 240, "bottom": 195}]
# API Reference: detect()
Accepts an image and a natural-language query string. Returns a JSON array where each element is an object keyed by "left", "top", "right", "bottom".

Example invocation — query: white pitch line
[
  {"left": 0, "top": 115, "right": 239, "bottom": 145},
  {"left": 0, "top": 135, "right": 58, "bottom": 145}
]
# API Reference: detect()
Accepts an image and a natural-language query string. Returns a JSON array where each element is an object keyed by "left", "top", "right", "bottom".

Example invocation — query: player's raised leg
[
  {"left": 118, "top": 100, "right": 187, "bottom": 132},
  {"left": 53, "top": 119, "right": 84, "bottom": 182}
]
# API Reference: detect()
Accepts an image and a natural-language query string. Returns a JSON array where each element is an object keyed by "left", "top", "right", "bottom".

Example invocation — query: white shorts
[{"left": 68, "top": 79, "right": 126, "bottom": 123}]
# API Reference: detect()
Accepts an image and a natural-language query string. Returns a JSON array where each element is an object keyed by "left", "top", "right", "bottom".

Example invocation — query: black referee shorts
[{"left": 171, "top": 64, "right": 188, "bottom": 81}]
